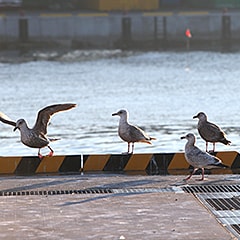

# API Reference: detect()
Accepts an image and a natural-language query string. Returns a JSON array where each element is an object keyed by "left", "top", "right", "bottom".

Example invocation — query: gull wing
[
  {"left": 199, "top": 120, "right": 225, "bottom": 141},
  {"left": 129, "top": 124, "right": 152, "bottom": 143},
  {"left": 0, "top": 112, "right": 16, "bottom": 127},
  {"left": 33, "top": 103, "right": 76, "bottom": 135},
  {"left": 189, "top": 146, "right": 222, "bottom": 167}
]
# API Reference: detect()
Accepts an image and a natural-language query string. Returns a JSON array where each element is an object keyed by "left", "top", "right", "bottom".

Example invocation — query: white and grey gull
[
  {"left": 193, "top": 112, "right": 231, "bottom": 152},
  {"left": 0, "top": 103, "right": 76, "bottom": 159},
  {"left": 181, "top": 133, "right": 228, "bottom": 181},
  {"left": 112, "top": 109, "right": 156, "bottom": 154}
]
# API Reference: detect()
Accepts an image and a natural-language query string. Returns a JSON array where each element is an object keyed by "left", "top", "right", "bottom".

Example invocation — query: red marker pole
[
  {"left": 185, "top": 28, "right": 192, "bottom": 51},
  {"left": 185, "top": 28, "right": 192, "bottom": 38}
]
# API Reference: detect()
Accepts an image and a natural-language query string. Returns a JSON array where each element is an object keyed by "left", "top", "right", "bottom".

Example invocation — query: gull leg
[
  {"left": 185, "top": 168, "right": 198, "bottom": 181},
  {"left": 205, "top": 142, "right": 208, "bottom": 152},
  {"left": 199, "top": 168, "right": 205, "bottom": 181},
  {"left": 122, "top": 143, "right": 130, "bottom": 155},
  {"left": 47, "top": 146, "right": 54, "bottom": 157},
  {"left": 38, "top": 149, "right": 43, "bottom": 159},
  {"left": 127, "top": 143, "right": 130, "bottom": 154},
  {"left": 196, "top": 168, "right": 205, "bottom": 181},
  {"left": 208, "top": 143, "right": 215, "bottom": 153},
  {"left": 131, "top": 143, "right": 134, "bottom": 154}
]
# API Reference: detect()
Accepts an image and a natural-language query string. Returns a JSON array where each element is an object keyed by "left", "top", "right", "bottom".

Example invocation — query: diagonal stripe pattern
[{"left": 0, "top": 151, "right": 238, "bottom": 175}]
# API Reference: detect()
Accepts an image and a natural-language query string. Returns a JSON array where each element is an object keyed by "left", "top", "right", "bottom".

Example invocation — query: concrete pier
[
  {"left": 0, "top": 10, "right": 240, "bottom": 50},
  {"left": 0, "top": 174, "right": 237, "bottom": 239}
]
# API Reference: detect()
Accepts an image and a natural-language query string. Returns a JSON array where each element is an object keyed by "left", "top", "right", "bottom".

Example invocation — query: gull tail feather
[
  {"left": 207, "top": 162, "right": 229, "bottom": 169},
  {"left": 221, "top": 139, "right": 231, "bottom": 145},
  {"left": 150, "top": 137, "right": 157, "bottom": 140},
  {"left": 216, "top": 162, "right": 229, "bottom": 168},
  {"left": 49, "top": 138, "right": 60, "bottom": 142}
]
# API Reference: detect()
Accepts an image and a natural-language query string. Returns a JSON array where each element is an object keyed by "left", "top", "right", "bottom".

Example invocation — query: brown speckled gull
[
  {"left": 193, "top": 112, "right": 231, "bottom": 152},
  {"left": 181, "top": 133, "right": 228, "bottom": 181},
  {"left": 0, "top": 103, "right": 76, "bottom": 159},
  {"left": 112, "top": 109, "right": 156, "bottom": 154}
]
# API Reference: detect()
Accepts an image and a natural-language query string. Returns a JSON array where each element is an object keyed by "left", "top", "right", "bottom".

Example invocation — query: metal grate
[
  {"left": 112, "top": 187, "right": 181, "bottom": 194},
  {"left": 182, "top": 184, "right": 240, "bottom": 194},
  {"left": 231, "top": 224, "right": 240, "bottom": 236},
  {"left": 182, "top": 184, "right": 240, "bottom": 239},
  {"left": 0, "top": 188, "right": 114, "bottom": 196},
  {"left": 0, "top": 187, "right": 181, "bottom": 197},
  {"left": 205, "top": 197, "right": 240, "bottom": 211}
]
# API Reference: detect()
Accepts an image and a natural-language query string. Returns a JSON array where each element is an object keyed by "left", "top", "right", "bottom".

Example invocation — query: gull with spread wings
[{"left": 0, "top": 103, "right": 76, "bottom": 159}]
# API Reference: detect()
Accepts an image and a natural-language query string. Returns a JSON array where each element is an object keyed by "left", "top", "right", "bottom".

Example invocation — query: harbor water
[{"left": 0, "top": 50, "right": 239, "bottom": 156}]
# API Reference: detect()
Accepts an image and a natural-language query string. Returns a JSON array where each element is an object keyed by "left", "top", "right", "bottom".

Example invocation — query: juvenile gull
[
  {"left": 0, "top": 103, "right": 76, "bottom": 159},
  {"left": 112, "top": 109, "right": 156, "bottom": 154},
  {"left": 181, "top": 133, "right": 228, "bottom": 181},
  {"left": 193, "top": 112, "right": 231, "bottom": 152}
]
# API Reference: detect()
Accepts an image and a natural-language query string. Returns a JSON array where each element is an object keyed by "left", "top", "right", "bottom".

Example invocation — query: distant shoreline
[{"left": 0, "top": 10, "right": 238, "bottom": 53}]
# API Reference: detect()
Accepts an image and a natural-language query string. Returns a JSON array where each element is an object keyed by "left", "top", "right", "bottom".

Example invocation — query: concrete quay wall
[{"left": 0, "top": 11, "right": 239, "bottom": 49}]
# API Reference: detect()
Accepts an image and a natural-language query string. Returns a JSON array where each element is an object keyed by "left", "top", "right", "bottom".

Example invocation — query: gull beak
[
  {"left": 193, "top": 115, "right": 197, "bottom": 119},
  {"left": 180, "top": 136, "right": 186, "bottom": 140},
  {"left": 13, "top": 126, "right": 18, "bottom": 131},
  {"left": 112, "top": 112, "right": 118, "bottom": 116}
]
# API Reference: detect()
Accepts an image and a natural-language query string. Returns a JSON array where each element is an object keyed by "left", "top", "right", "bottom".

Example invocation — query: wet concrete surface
[{"left": 0, "top": 173, "right": 238, "bottom": 239}]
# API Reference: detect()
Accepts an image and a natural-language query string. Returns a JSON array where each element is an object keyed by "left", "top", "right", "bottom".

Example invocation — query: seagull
[
  {"left": 0, "top": 103, "right": 76, "bottom": 159},
  {"left": 193, "top": 112, "right": 231, "bottom": 152},
  {"left": 181, "top": 133, "right": 228, "bottom": 181},
  {"left": 112, "top": 109, "right": 156, "bottom": 154}
]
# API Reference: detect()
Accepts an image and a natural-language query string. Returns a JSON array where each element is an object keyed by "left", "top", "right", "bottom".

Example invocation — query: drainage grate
[
  {"left": 0, "top": 186, "right": 183, "bottom": 197},
  {"left": 231, "top": 224, "right": 240, "bottom": 236},
  {"left": 0, "top": 188, "right": 114, "bottom": 196},
  {"left": 182, "top": 184, "right": 240, "bottom": 194},
  {"left": 0, "top": 187, "right": 181, "bottom": 196},
  {"left": 205, "top": 197, "right": 240, "bottom": 211},
  {"left": 112, "top": 187, "right": 181, "bottom": 194},
  {"left": 182, "top": 184, "right": 240, "bottom": 238}
]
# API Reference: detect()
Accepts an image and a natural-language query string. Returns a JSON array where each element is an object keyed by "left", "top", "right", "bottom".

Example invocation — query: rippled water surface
[{"left": 0, "top": 50, "right": 240, "bottom": 156}]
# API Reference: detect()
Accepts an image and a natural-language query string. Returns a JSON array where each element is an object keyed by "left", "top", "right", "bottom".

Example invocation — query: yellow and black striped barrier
[{"left": 0, "top": 151, "right": 239, "bottom": 175}]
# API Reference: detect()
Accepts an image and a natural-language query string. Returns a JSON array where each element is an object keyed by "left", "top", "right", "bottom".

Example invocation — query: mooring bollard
[
  {"left": 121, "top": 17, "right": 132, "bottom": 48},
  {"left": 222, "top": 8, "right": 231, "bottom": 51},
  {"left": 18, "top": 11, "right": 28, "bottom": 42}
]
